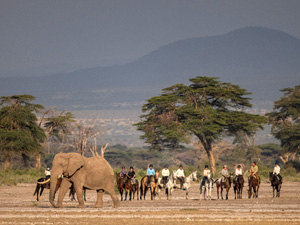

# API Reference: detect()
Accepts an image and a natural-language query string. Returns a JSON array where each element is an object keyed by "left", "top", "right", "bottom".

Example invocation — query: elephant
[{"left": 49, "top": 152, "right": 120, "bottom": 208}]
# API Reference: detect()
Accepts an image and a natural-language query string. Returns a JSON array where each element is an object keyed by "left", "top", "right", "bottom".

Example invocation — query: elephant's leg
[
  {"left": 57, "top": 179, "right": 71, "bottom": 208},
  {"left": 74, "top": 185, "right": 85, "bottom": 208},
  {"left": 94, "top": 189, "right": 104, "bottom": 208},
  {"left": 105, "top": 187, "right": 120, "bottom": 208}
]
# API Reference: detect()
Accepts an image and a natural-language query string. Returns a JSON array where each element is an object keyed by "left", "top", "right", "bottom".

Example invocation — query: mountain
[{"left": 1, "top": 27, "right": 300, "bottom": 112}]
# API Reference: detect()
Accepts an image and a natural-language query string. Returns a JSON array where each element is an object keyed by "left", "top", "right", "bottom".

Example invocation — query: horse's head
[
  {"left": 269, "top": 172, "right": 274, "bottom": 181},
  {"left": 229, "top": 173, "right": 234, "bottom": 183},
  {"left": 192, "top": 171, "right": 198, "bottom": 181},
  {"left": 248, "top": 189, "right": 252, "bottom": 198}
]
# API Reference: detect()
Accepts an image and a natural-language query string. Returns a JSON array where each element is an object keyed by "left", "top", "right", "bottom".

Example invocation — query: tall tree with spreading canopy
[
  {"left": 135, "top": 77, "right": 267, "bottom": 175},
  {"left": 267, "top": 85, "right": 300, "bottom": 157},
  {"left": 0, "top": 95, "right": 46, "bottom": 170}
]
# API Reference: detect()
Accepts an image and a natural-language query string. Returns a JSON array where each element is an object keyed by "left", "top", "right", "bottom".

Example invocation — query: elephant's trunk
[{"left": 49, "top": 175, "right": 58, "bottom": 207}]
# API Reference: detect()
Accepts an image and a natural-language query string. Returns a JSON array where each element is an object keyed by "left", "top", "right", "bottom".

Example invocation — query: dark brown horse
[
  {"left": 216, "top": 173, "right": 234, "bottom": 200},
  {"left": 33, "top": 177, "right": 62, "bottom": 201},
  {"left": 123, "top": 177, "right": 139, "bottom": 201},
  {"left": 248, "top": 174, "right": 260, "bottom": 198},
  {"left": 233, "top": 175, "right": 244, "bottom": 199},
  {"left": 116, "top": 173, "right": 129, "bottom": 201},
  {"left": 269, "top": 172, "right": 282, "bottom": 198}
]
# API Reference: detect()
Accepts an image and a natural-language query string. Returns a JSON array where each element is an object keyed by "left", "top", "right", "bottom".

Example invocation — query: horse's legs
[
  {"left": 216, "top": 187, "right": 219, "bottom": 199},
  {"left": 220, "top": 187, "right": 223, "bottom": 200},
  {"left": 226, "top": 189, "right": 229, "bottom": 200},
  {"left": 36, "top": 186, "right": 40, "bottom": 201},
  {"left": 234, "top": 187, "right": 237, "bottom": 199}
]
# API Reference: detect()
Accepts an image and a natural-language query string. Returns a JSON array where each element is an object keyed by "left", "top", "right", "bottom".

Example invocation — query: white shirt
[
  {"left": 162, "top": 168, "right": 170, "bottom": 177},
  {"left": 235, "top": 168, "right": 243, "bottom": 175},
  {"left": 203, "top": 169, "right": 211, "bottom": 178},
  {"left": 176, "top": 168, "right": 185, "bottom": 177},
  {"left": 45, "top": 170, "right": 51, "bottom": 176},
  {"left": 273, "top": 165, "right": 280, "bottom": 174}
]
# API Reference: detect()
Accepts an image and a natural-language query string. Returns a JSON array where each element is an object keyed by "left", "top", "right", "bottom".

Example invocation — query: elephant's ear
[{"left": 66, "top": 154, "right": 84, "bottom": 177}]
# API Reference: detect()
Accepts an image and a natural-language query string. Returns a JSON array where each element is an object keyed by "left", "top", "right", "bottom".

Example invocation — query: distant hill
[{"left": 1, "top": 27, "right": 300, "bottom": 112}]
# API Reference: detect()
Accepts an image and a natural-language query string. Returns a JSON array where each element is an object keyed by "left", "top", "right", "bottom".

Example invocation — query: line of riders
[
  {"left": 38, "top": 160, "right": 282, "bottom": 201},
  {"left": 118, "top": 160, "right": 283, "bottom": 192}
]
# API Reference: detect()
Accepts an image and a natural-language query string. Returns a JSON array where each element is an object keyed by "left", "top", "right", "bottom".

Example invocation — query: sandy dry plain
[{"left": 0, "top": 181, "right": 299, "bottom": 225}]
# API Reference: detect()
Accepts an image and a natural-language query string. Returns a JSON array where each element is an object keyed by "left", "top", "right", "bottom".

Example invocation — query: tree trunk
[
  {"left": 4, "top": 156, "right": 11, "bottom": 171},
  {"left": 35, "top": 154, "right": 41, "bottom": 169},
  {"left": 206, "top": 147, "right": 216, "bottom": 176}
]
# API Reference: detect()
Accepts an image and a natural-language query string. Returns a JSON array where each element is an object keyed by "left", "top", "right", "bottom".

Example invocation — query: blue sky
[{"left": 1, "top": 0, "right": 300, "bottom": 77}]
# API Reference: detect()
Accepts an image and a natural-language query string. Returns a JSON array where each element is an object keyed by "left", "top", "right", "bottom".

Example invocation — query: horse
[
  {"left": 170, "top": 171, "right": 198, "bottom": 200},
  {"left": 200, "top": 177, "right": 214, "bottom": 200},
  {"left": 215, "top": 173, "right": 234, "bottom": 200},
  {"left": 269, "top": 172, "right": 282, "bottom": 198},
  {"left": 116, "top": 173, "right": 128, "bottom": 201},
  {"left": 233, "top": 175, "right": 244, "bottom": 199},
  {"left": 33, "top": 177, "right": 62, "bottom": 201},
  {"left": 157, "top": 176, "right": 174, "bottom": 200},
  {"left": 123, "top": 177, "right": 139, "bottom": 201},
  {"left": 248, "top": 174, "right": 260, "bottom": 198},
  {"left": 68, "top": 183, "right": 87, "bottom": 202},
  {"left": 140, "top": 171, "right": 159, "bottom": 200}
]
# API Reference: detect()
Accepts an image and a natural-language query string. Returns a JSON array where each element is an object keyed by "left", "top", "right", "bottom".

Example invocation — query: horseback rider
[
  {"left": 201, "top": 165, "right": 212, "bottom": 187},
  {"left": 127, "top": 166, "right": 136, "bottom": 184},
  {"left": 249, "top": 161, "right": 259, "bottom": 184},
  {"left": 147, "top": 164, "right": 155, "bottom": 186},
  {"left": 220, "top": 165, "right": 229, "bottom": 183},
  {"left": 273, "top": 161, "right": 282, "bottom": 182},
  {"left": 45, "top": 167, "right": 51, "bottom": 180},
  {"left": 234, "top": 164, "right": 243, "bottom": 182},
  {"left": 176, "top": 165, "right": 185, "bottom": 189},
  {"left": 120, "top": 166, "right": 127, "bottom": 178},
  {"left": 161, "top": 165, "right": 170, "bottom": 187}
]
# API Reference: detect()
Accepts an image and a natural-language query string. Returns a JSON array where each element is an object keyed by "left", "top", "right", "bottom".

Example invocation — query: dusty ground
[{"left": 0, "top": 181, "right": 299, "bottom": 225}]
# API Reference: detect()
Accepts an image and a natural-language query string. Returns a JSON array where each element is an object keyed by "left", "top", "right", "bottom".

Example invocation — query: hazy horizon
[{"left": 1, "top": 0, "right": 300, "bottom": 78}]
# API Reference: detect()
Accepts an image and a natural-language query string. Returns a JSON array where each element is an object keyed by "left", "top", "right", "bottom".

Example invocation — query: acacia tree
[
  {"left": 267, "top": 85, "right": 300, "bottom": 158},
  {"left": 0, "top": 95, "right": 46, "bottom": 170},
  {"left": 135, "top": 77, "right": 267, "bottom": 175}
]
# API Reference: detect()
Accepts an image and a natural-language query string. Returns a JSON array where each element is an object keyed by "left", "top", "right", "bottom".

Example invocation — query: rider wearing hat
[
  {"left": 147, "top": 164, "right": 155, "bottom": 185},
  {"left": 45, "top": 167, "right": 51, "bottom": 180},
  {"left": 176, "top": 165, "right": 185, "bottom": 189},
  {"left": 234, "top": 164, "right": 243, "bottom": 182},
  {"left": 161, "top": 165, "right": 170, "bottom": 187},
  {"left": 220, "top": 165, "right": 229, "bottom": 183},
  {"left": 249, "top": 161, "right": 259, "bottom": 184},
  {"left": 127, "top": 166, "right": 136, "bottom": 184},
  {"left": 273, "top": 161, "right": 282, "bottom": 181},
  {"left": 201, "top": 165, "right": 211, "bottom": 187}
]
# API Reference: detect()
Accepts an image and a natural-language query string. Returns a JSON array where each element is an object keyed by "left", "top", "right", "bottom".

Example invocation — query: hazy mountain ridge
[{"left": 1, "top": 26, "right": 299, "bottom": 111}]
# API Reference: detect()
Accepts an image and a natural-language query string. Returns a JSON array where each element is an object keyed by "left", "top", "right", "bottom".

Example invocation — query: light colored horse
[
  {"left": 170, "top": 171, "right": 198, "bottom": 199},
  {"left": 200, "top": 177, "right": 214, "bottom": 200},
  {"left": 157, "top": 177, "right": 174, "bottom": 200}
]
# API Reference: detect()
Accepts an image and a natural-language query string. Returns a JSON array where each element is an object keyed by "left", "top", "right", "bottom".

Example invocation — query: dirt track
[{"left": 0, "top": 182, "right": 299, "bottom": 225}]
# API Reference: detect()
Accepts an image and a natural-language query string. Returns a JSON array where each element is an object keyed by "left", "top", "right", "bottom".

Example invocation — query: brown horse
[
  {"left": 33, "top": 177, "right": 62, "bottom": 201},
  {"left": 233, "top": 175, "right": 244, "bottom": 199},
  {"left": 140, "top": 171, "right": 159, "bottom": 200},
  {"left": 248, "top": 174, "right": 260, "bottom": 198},
  {"left": 216, "top": 173, "right": 234, "bottom": 200},
  {"left": 124, "top": 177, "right": 139, "bottom": 201},
  {"left": 269, "top": 172, "right": 282, "bottom": 198},
  {"left": 116, "top": 173, "right": 128, "bottom": 201}
]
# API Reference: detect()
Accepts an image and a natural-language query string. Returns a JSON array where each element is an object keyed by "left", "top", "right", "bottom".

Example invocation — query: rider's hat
[
  {"left": 223, "top": 165, "right": 227, "bottom": 168},
  {"left": 130, "top": 166, "right": 133, "bottom": 169},
  {"left": 253, "top": 161, "right": 256, "bottom": 165},
  {"left": 47, "top": 167, "right": 50, "bottom": 171},
  {"left": 164, "top": 165, "right": 168, "bottom": 168},
  {"left": 205, "top": 165, "right": 209, "bottom": 168},
  {"left": 275, "top": 161, "right": 279, "bottom": 165},
  {"left": 179, "top": 165, "right": 183, "bottom": 167},
  {"left": 149, "top": 164, "right": 153, "bottom": 167},
  {"left": 237, "top": 165, "right": 241, "bottom": 168},
  {"left": 122, "top": 166, "right": 125, "bottom": 169}
]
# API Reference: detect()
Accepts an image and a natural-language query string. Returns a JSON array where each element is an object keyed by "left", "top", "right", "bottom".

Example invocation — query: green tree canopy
[
  {"left": 267, "top": 85, "right": 300, "bottom": 154},
  {"left": 135, "top": 77, "right": 267, "bottom": 175},
  {"left": 0, "top": 95, "right": 46, "bottom": 170}
]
